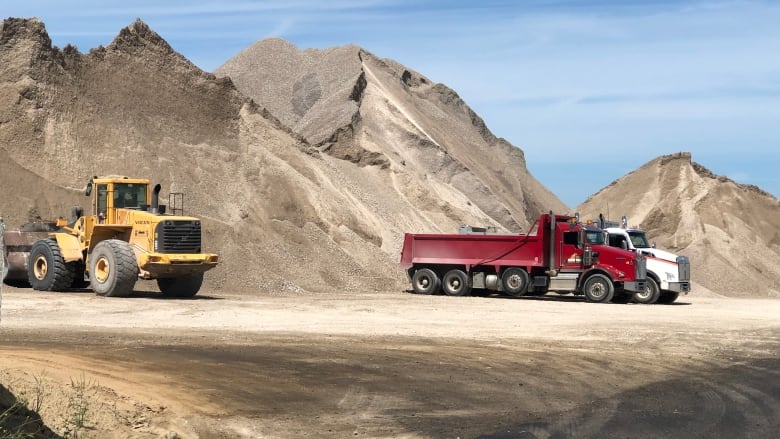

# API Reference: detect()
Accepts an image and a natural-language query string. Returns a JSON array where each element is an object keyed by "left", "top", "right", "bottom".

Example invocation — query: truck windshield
[{"left": 627, "top": 230, "right": 651, "bottom": 248}]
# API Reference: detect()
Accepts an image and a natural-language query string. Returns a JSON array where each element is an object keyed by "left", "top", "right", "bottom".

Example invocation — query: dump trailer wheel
[
  {"left": 582, "top": 273, "right": 614, "bottom": 303},
  {"left": 411, "top": 268, "right": 439, "bottom": 295},
  {"left": 657, "top": 291, "right": 680, "bottom": 304},
  {"left": 501, "top": 267, "right": 529, "bottom": 297},
  {"left": 27, "top": 239, "right": 74, "bottom": 291},
  {"left": 157, "top": 272, "right": 204, "bottom": 298},
  {"left": 442, "top": 269, "right": 471, "bottom": 297},
  {"left": 633, "top": 277, "right": 660, "bottom": 304},
  {"left": 89, "top": 239, "right": 138, "bottom": 297}
]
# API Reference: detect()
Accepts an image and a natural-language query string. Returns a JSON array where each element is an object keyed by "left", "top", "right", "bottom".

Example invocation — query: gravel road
[{"left": 1, "top": 284, "right": 779, "bottom": 438}]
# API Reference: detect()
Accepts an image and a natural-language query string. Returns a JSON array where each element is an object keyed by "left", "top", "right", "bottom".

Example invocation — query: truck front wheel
[
  {"left": 89, "top": 239, "right": 138, "bottom": 297},
  {"left": 501, "top": 267, "right": 529, "bottom": 297},
  {"left": 583, "top": 274, "right": 614, "bottom": 303},
  {"left": 411, "top": 268, "right": 439, "bottom": 295},
  {"left": 442, "top": 269, "right": 471, "bottom": 297},
  {"left": 633, "top": 277, "right": 660, "bottom": 304}
]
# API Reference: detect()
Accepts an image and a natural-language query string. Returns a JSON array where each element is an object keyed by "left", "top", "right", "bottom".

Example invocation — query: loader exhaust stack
[{"left": 150, "top": 184, "right": 162, "bottom": 213}]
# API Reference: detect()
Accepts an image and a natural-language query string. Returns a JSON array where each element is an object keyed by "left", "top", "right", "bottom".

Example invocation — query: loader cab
[{"left": 86, "top": 177, "right": 150, "bottom": 224}]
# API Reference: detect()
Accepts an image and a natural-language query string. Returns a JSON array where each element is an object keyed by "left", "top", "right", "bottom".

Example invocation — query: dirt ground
[{"left": 1, "top": 283, "right": 779, "bottom": 439}]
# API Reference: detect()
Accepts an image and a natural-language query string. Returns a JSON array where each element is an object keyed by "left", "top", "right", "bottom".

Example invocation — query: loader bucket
[{"left": 2, "top": 222, "right": 58, "bottom": 283}]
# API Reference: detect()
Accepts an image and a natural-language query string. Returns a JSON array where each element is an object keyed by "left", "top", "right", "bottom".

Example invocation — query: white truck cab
[{"left": 601, "top": 216, "right": 690, "bottom": 304}]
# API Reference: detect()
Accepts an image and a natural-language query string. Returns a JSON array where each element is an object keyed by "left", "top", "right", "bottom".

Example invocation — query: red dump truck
[{"left": 400, "top": 213, "right": 646, "bottom": 303}]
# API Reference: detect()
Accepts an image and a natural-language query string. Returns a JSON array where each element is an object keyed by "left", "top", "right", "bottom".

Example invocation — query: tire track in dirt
[{"left": 478, "top": 356, "right": 780, "bottom": 439}]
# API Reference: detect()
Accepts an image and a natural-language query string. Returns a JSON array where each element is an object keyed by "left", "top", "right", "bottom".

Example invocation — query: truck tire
[
  {"left": 657, "top": 291, "right": 680, "bottom": 304},
  {"left": 633, "top": 277, "right": 660, "bottom": 304},
  {"left": 582, "top": 273, "right": 614, "bottom": 303},
  {"left": 411, "top": 268, "right": 439, "bottom": 295},
  {"left": 89, "top": 239, "right": 138, "bottom": 297},
  {"left": 442, "top": 269, "right": 471, "bottom": 297},
  {"left": 28, "top": 239, "right": 74, "bottom": 291},
  {"left": 157, "top": 273, "right": 204, "bottom": 298},
  {"left": 501, "top": 267, "right": 529, "bottom": 297}
]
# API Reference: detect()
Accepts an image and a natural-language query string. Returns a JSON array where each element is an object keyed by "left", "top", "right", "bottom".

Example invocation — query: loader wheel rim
[
  {"left": 33, "top": 255, "right": 48, "bottom": 280},
  {"left": 95, "top": 257, "right": 110, "bottom": 283}
]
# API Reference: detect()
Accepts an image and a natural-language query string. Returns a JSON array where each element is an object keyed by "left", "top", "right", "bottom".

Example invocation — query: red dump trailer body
[{"left": 400, "top": 213, "right": 646, "bottom": 303}]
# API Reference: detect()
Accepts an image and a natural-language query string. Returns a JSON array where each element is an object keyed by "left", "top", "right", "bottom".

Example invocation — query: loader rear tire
[
  {"left": 89, "top": 239, "right": 138, "bottom": 297},
  {"left": 157, "top": 272, "right": 204, "bottom": 298},
  {"left": 583, "top": 273, "right": 614, "bottom": 303},
  {"left": 28, "top": 239, "right": 74, "bottom": 291}
]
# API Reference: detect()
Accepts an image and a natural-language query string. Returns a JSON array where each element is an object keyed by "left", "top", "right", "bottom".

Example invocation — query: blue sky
[{"left": 4, "top": 0, "right": 779, "bottom": 207}]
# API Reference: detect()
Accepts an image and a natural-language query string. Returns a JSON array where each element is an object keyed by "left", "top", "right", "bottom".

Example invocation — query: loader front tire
[
  {"left": 157, "top": 272, "right": 204, "bottom": 298},
  {"left": 89, "top": 239, "right": 138, "bottom": 297},
  {"left": 28, "top": 239, "right": 74, "bottom": 291}
]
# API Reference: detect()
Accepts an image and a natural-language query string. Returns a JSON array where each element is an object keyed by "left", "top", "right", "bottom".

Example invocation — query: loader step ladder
[{"left": 168, "top": 192, "right": 185, "bottom": 216}]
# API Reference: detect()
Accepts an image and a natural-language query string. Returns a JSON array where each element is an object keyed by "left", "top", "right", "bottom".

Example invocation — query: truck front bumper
[
  {"left": 622, "top": 280, "right": 645, "bottom": 293},
  {"left": 667, "top": 281, "right": 691, "bottom": 294}
]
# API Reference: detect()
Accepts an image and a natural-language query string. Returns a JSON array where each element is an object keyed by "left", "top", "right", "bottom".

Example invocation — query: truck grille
[
  {"left": 677, "top": 256, "right": 691, "bottom": 282},
  {"left": 155, "top": 220, "right": 202, "bottom": 253}
]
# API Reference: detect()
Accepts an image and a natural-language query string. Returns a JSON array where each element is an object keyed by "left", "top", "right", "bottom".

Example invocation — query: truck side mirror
[
  {"left": 652, "top": 241, "right": 656, "bottom": 248},
  {"left": 85, "top": 181, "right": 93, "bottom": 196}
]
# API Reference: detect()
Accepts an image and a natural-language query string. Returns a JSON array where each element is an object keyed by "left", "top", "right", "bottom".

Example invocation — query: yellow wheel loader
[{"left": 12, "top": 176, "right": 218, "bottom": 297}]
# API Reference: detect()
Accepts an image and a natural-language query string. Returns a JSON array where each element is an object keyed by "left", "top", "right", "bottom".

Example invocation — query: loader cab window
[
  {"left": 96, "top": 185, "right": 108, "bottom": 217},
  {"left": 113, "top": 183, "right": 148, "bottom": 209}
]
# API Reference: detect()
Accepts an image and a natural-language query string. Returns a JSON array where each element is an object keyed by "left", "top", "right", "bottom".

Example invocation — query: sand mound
[{"left": 578, "top": 152, "right": 780, "bottom": 297}]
